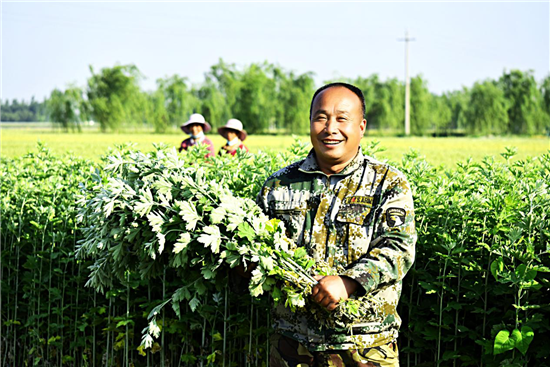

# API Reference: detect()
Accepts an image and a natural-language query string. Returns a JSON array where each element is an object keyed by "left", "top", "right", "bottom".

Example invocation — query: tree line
[
  {"left": 1, "top": 97, "right": 47, "bottom": 122},
  {"left": 3, "top": 60, "right": 550, "bottom": 136}
]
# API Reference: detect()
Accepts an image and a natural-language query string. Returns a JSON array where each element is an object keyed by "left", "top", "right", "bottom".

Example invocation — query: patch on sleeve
[{"left": 387, "top": 207, "right": 406, "bottom": 227}]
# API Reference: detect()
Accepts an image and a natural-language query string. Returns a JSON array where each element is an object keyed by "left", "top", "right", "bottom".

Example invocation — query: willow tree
[
  {"left": 464, "top": 80, "right": 509, "bottom": 135},
  {"left": 409, "top": 75, "right": 432, "bottom": 135},
  {"left": 369, "top": 77, "right": 404, "bottom": 133},
  {"left": 498, "top": 69, "right": 548, "bottom": 135},
  {"left": 47, "top": 86, "right": 88, "bottom": 132},
  {"left": 196, "top": 81, "right": 229, "bottom": 129},
  {"left": 232, "top": 63, "right": 279, "bottom": 134},
  {"left": 205, "top": 59, "right": 241, "bottom": 120},
  {"left": 145, "top": 90, "right": 169, "bottom": 133},
  {"left": 86, "top": 64, "right": 144, "bottom": 132},
  {"left": 442, "top": 88, "right": 470, "bottom": 133},
  {"left": 277, "top": 70, "right": 315, "bottom": 135},
  {"left": 156, "top": 75, "right": 200, "bottom": 128},
  {"left": 430, "top": 94, "right": 452, "bottom": 136}
]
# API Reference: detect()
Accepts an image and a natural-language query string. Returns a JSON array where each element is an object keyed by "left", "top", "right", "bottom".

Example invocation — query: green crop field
[
  {"left": 1, "top": 128, "right": 548, "bottom": 166},
  {"left": 2, "top": 140, "right": 549, "bottom": 366}
]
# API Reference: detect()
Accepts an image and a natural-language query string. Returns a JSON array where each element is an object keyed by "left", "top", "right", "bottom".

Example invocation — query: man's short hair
[{"left": 309, "top": 82, "right": 366, "bottom": 120}]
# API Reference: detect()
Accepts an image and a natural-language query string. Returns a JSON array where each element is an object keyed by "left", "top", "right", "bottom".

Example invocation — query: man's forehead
[{"left": 312, "top": 86, "right": 362, "bottom": 110}]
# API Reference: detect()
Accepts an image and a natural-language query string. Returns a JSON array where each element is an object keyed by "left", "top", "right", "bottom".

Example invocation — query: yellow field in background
[{"left": 1, "top": 128, "right": 548, "bottom": 167}]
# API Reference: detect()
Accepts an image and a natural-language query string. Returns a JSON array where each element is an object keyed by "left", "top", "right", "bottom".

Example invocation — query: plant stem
[
  {"left": 126, "top": 273, "right": 130, "bottom": 367},
  {"left": 162, "top": 268, "right": 166, "bottom": 367},
  {"left": 248, "top": 297, "right": 253, "bottom": 367},
  {"left": 223, "top": 283, "right": 228, "bottom": 367}
]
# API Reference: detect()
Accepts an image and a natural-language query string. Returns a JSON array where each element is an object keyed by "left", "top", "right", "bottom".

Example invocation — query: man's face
[{"left": 310, "top": 87, "right": 366, "bottom": 172}]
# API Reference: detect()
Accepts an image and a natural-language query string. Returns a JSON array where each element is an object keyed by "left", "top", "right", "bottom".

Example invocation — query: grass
[{"left": 1, "top": 127, "right": 548, "bottom": 167}]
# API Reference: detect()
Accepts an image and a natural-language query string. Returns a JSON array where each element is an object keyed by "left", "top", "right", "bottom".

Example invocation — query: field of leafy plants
[{"left": 1, "top": 141, "right": 549, "bottom": 367}]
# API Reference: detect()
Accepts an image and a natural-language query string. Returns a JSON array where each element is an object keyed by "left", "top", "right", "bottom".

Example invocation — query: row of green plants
[
  {"left": 8, "top": 60, "right": 549, "bottom": 136},
  {"left": 1, "top": 142, "right": 549, "bottom": 366}
]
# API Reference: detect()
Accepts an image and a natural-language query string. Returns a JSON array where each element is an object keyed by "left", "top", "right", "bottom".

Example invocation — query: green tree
[
  {"left": 410, "top": 75, "right": 432, "bottom": 135},
  {"left": 464, "top": 80, "right": 508, "bottom": 135},
  {"left": 233, "top": 62, "right": 278, "bottom": 134},
  {"left": 277, "top": 70, "right": 315, "bottom": 134},
  {"left": 86, "top": 64, "right": 144, "bottom": 132},
  {"left": 156, "top": 75, "right": 200, "bottom": 127},
  {"left": 145, "top": 90, "right": 169, "bottom": 133},
  {"left": 196, "top": 81, "right": 229, "bottom": 129},
  {"left": 442, "top": 88, "right": 469, "bottom": 133},
  {"left": 47, "top": 86, "right": 88, "bottom": 131},
  {"left": 373, "top": 78, "right": 404, "bottom": 133},
  {"left": 1, "top": 98, "right": 47, "bottom": 122},
  {"left": 205, "top": 59, "right": 241, "bottom": 124},
  {"left": 541, "top": 75, "right": 550, "bottom": 114},
  {"left": 430, "top": 94, "right": 453, "bottom": 136},
  {"left": 498, "top": 69, "right": 547, "bottom": 134},
  {"left": 324, "top": 75, "right": 404, "bottom": 133},
  {"left": 539, "top": 75, "right": 550, "bottom": 135},
  {"left": 341, "top": 76, "right": 376, "bottom": 128}
]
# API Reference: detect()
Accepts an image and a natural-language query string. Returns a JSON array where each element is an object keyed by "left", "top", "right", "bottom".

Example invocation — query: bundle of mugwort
[{"left": 76, "top": 146, "right": 368, "bottom": 349}]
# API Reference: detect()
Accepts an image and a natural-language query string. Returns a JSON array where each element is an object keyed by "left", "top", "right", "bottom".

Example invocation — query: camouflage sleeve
[{"left": 341, "top": 173, "right": 417, "bottom": 296}]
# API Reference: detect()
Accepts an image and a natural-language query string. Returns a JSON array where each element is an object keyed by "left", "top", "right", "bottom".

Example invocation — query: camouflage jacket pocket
[{"left": 336, "top": 205, "right": 374, "bottom": 262}]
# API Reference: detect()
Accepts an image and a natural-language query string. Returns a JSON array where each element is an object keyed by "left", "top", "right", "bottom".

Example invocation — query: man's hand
[{"left": 311, "top": 275, "right": 360, "bottom": 311}]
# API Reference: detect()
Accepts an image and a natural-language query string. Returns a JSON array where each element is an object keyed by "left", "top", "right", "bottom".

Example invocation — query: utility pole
[{"left": 398, "top": 30, "right": 415, "bottom": 136}]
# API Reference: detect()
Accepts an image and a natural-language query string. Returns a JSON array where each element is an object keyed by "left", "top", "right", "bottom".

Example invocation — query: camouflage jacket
[{"left": 257, "top": 148, "right": 416, "bottom": 351}]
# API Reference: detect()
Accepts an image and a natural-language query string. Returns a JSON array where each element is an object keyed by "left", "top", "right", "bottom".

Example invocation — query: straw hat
[
  {"left": 180, "top": 113, "right": 212, "bottom": 134},
  {"left": 218, "top": 118, "right": 247, "bottom": 141}
]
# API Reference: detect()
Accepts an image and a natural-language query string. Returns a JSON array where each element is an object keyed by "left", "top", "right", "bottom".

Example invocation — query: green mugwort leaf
[
  {"left": 177, "top": 200, "right": 201, "bottom": 231},
  {"left": 197, "top": 225, "right": 221, "bottom": 254},
  {"left": 490, "top": 257, "right": 504, "bottom": 281},
  {"left": 515, "top": 326, "right": 534, "bottom": 356},
  {"left": 493, "top": 329, "right": 515, "bottom": 355},
  {"left": 173, "top": 232, "right": 191, "bottom": 254},
  {"left": 305, "top": 259, "right": 315, "bottom": 270},
  {"left": 237, "top": 222, "right": 256, "bottom": 241},
  {"left": 210, "top": 206, "right": 226, "bottom": 224},
  {"left": 260, "top": 255, "right": 274, "bottom": 272},
  {"left": 189, "top": 297, "right": 200, "bottom": 312},
  {"left": 515, "top": 264, "right": 527, "bottom": 278},
  {"left": 116, "top": 319, "right": 134, "bottom": 328},
  {"left": 207, "top": 351, "right": 216, "bottom": 364},
  {"left": 172, "top": 300, "right": 181, "bottom": 319},
  {"left": 172, "top": 286, "right": 191, "bottom": 302},
  {"left": 201, "top": 266, "right": 216, "bottom": 280},
  {"left": 265, "top": 218, "right": 281, "bottom": 233},
  {"left": 523, "top": 268, "right": 537, "bottom": 282},
  {"left": 294, "top": 247, "right": 307, "bottom": 259}
]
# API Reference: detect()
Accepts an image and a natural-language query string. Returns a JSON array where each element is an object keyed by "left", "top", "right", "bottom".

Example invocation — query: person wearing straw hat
[
  {"left": 218, "top": 118, "right": 249, "bottom": 156},
  {"left": 179, "top": 113, "right": 215, "bottom": 157}
]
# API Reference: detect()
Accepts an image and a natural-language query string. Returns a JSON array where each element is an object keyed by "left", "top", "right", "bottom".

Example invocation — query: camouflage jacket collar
[{"left": 298, "top": 148, "right": 365, "bottom": 176}]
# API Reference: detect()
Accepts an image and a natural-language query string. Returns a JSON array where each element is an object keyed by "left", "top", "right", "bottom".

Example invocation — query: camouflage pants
[{"left": 269, "top": 334, "right": 399, "bottom": 367}]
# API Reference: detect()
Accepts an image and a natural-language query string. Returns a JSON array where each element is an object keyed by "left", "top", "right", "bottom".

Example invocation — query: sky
[{"left": 2, "top": 1, "right": 549, "bottom": 102}]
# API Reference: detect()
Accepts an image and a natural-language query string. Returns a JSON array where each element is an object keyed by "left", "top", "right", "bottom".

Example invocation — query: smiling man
[{"left": 258, "top": 82, "right": 417, "bottom": 367}]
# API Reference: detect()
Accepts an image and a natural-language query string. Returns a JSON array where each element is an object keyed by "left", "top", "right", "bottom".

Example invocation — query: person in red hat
[
  {"left": 179, "top": 113, "right": 215, "bottom": 157},
  {"left": 218, "top": 118, "right": 249, "bottom": 156}
]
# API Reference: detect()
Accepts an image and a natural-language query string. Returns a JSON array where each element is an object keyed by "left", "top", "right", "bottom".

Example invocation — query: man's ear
[{"left": 360, "top": 118, "right": 367, "bottom": 137}]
